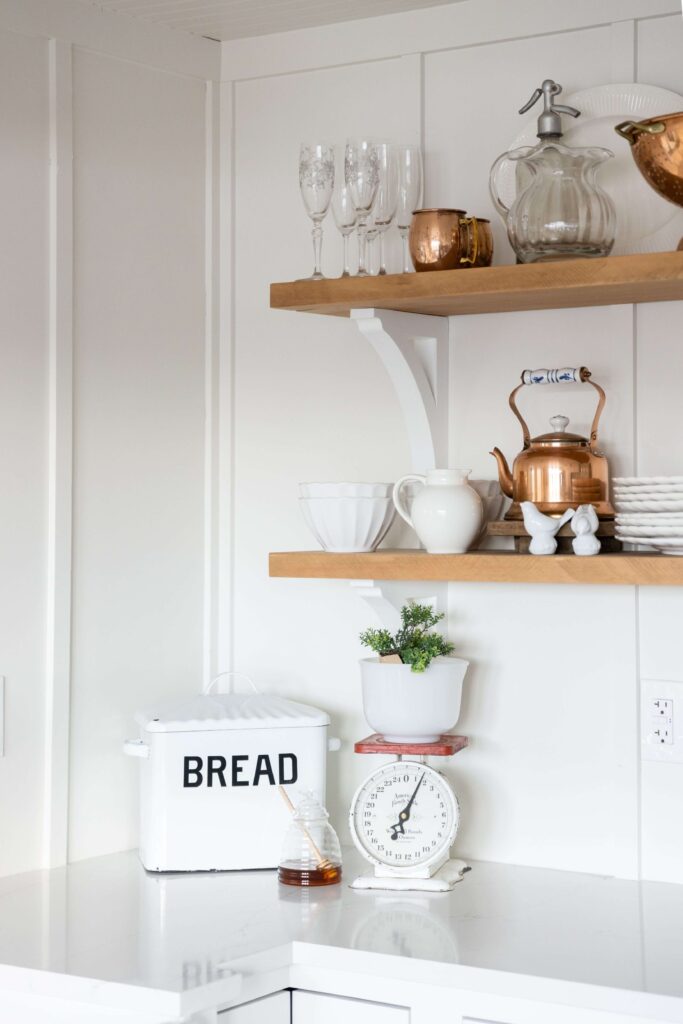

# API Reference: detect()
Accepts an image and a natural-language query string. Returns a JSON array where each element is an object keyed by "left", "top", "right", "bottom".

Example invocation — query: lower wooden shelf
[{"left": 269, "top": 549, "right": 683, "bottom": 585}]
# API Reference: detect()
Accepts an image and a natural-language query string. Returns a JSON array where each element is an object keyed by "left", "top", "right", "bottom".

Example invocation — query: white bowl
[
  {"left": 299, "top": 481, "right": 393, "bottom": 498},
  {"left": 360, "top": 656, "right": 469, "bottom": 743},
  {"left": 299, "top": 496, "right": 395, "bottom": 553}
]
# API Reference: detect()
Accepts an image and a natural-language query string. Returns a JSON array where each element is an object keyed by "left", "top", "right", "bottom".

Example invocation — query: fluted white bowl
[
  {"left": 299, "top": 481, "right": 393, "bottom": 498},
  {"left": 299, "top": 496, "right": 395, "bottom": 553}
]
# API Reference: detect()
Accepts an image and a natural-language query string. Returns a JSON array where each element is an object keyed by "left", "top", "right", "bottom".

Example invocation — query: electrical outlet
[
  {"left": 650, "top": 720, "right": 674, "bottom": 746},
  {"left": 0, "top": 676, "right": 4, "bottom": 758},
  {"left": 651, "top": 697, "right": 673, "bottom": 718},
  {"left": 642, "top": 679, "right": 683, "bottom": 763}
]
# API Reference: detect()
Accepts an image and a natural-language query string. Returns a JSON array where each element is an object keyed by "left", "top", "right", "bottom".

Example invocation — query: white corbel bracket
[
  {"left": 351, "top": 580, "right": 448, "bottom": 631},
  {"left": 351, "top": 308, "right": 449, "bottom": 473}
]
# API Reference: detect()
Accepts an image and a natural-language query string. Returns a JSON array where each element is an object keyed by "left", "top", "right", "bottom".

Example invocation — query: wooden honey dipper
[{"left": 278, "top": 786, "right": 334, "bottom": 871}]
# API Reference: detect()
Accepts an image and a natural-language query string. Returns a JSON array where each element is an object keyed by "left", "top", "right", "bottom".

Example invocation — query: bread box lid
[{"left": 135, "top": 692, "right": 330, "bottom": 734}]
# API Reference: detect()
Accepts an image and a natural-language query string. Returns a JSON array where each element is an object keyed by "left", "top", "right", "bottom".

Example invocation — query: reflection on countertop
[{"left": 0, "top": 847, "right": 682, "bottom": 1006}]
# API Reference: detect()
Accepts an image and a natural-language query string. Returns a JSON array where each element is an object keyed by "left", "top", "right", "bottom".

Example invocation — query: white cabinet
[
  {"left": 292, "top": 990, "right": 409, "bottom": 1023},
  {"left": 220, "top": 991, "right": 290, "bottom": 1023}
]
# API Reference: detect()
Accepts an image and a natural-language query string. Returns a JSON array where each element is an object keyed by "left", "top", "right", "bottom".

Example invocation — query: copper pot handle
[
  {"left": 615, "top": 119, "right": 665, "bottom": 143},
  {"left": 509, "top": 367, "right": 605, "bottom": 451},
  {"left": 459, "top": 215, "right": 479, "bottom": 266}
]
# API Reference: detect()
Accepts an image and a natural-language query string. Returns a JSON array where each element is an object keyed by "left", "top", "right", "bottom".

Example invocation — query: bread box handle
[
  {"left": 205, "top": 671, "right": 259, "bottom": 695},
  {"left": 123, "top": 739, "right": 150, "bottom": 758}
]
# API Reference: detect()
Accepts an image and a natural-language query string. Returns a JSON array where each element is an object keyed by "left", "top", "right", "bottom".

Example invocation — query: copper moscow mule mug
[
  {"left": 472, "top": 217, "right": 494, "bottom": 267},
  {"left": 409, "top": 208, "right": 479, "bottom": 272}
]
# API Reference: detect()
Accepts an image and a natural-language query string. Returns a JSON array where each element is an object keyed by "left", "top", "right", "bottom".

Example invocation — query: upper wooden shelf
[
  {"left": 270, "top": 251, "right": 683, "bottom": 318},
  {"left": 269, "top": 549, "right": 683, "bottom": 586}
]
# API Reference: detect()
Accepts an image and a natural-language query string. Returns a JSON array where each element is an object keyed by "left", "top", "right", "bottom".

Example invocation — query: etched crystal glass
[
  {"left": 396, "top": 145, "right": 423, "bottom": 273},
  {"left": 299, "top": 142, "right": 335, "bottom": 280},
  {"left": 344, "top": 139, "right": 380, "bottom": 277}
]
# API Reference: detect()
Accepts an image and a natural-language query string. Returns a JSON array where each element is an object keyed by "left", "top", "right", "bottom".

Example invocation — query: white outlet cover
[
  {"left": 0, "top": 676, "right": 4, "bottom": 757},
  {"left": 642, "top": 678, "right": 683, "bottom": 764}
]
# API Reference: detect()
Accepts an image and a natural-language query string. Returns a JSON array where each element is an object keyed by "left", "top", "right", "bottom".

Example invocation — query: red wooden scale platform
[{"left": 354, "top": 734, "right": 468, "bottom": 756}]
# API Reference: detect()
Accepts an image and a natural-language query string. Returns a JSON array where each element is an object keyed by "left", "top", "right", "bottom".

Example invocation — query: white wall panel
[
  {"left": 637, "top": 14, "right": 683, "bottom": 95},
  {"left": 635, "top": 299, "right": 683, "bottom": 882},
  {"left": 447, "top": 305, "right": 638, "bottom": 874},
  {"left": 69, "top": 50, "right": 207, "bottom": 861},
  {"left": 635, "top": 0, "right": 683, "bottom": 885},
  {"left": 0, "top": 29, "right": 49, "bottom": 877}
]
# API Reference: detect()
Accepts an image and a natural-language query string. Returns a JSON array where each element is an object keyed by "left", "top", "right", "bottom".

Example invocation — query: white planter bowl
[
  {"left": 299, "top": 482, "right": 393, "bottom": 498},
  {"left": 299, "top": 496, "right": 395, "bottom": 553},
  {"left": 360, "top": 656, "right": 469, "bottom": 743}
]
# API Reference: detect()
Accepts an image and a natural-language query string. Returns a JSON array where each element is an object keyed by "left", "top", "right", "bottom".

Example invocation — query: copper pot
[
  {"left": 615, "top": 112, "right": 683, "bottom": 212},
  {"left": 409, "top": 208, "right": 478, "bottom": 272},
  {"left": 490, "top": 367, "right": 614, "bottom": 521}
]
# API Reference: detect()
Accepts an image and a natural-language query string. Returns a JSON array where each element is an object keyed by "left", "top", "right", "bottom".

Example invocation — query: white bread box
[{"left": 124, "top": 686, "right": 337, "bottom": 872}]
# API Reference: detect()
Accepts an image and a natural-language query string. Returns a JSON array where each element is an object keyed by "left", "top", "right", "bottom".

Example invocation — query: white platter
[
  {"left": 614, "top": 491, "right": 683, "bottom": 499},
  {"left": 618, "top": 536, "right": 683, "bottom": 554},
  {"left": 615, "top": 524, "right": 683, "bottom": 537},
  {"left": 615, "top": 500, "right": 683, "bottom": 512},
  {"left": 616, "top": 513, "right": 683, "bottom": 523},
  {"left": 613, "top": 484, "right": 683, "bottom": 493},
  {"left": 498, "top": 83, "right": 683, "bottom": 255},
  {"left": 614, "top": 483, "right": 683, "bottom": 491},
  {"left": 613, "top": 476, "right": 683, "bottom": 485}
]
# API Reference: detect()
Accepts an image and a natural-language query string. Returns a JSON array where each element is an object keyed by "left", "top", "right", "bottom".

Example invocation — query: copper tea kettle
[{"left": 490, "top": 367, "right": 614, "bottom": 521}]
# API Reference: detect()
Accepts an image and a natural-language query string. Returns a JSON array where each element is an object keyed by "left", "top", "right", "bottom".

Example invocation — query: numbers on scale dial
[{"left": 351, "top": 761, "right": 458, "bottom": 868}]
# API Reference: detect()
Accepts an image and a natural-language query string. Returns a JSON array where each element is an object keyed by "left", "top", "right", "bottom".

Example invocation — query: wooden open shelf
[
  {"left": 269, "top": 549, "right": 683, "bottom": 586},
  {"left": 270, "top": 251, "right": 683, "bottom": 318}
]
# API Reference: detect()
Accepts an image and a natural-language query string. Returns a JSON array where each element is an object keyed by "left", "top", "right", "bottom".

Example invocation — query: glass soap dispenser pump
[
  {"left": 489, "top": 79, "right": 616, "bottom": 263},
  {"left": 278, "top": 790, "right": 342, "bottom": 887}
]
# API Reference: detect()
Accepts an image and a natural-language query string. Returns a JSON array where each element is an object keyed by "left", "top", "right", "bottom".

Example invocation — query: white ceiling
[{"left": 77, "top": 0, "right": 463, "bottom": 41}]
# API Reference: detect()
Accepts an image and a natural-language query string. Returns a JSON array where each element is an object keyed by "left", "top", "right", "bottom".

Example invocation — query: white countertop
[{"left": 1, "top": 848, "right": 683, "bottom": 1022}]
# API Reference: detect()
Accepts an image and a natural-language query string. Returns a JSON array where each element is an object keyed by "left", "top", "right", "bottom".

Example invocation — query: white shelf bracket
[
  {"left": 352, "top": 308, "right": 449, "bottom": 472},
  {"left": 351, "top": 580, "right": 447, "bottom": 630},
  {"left": 349, "top": 309, "right": 450, "bottom": 624},
  {"left": 350, "top": 580, "right": 402, "bottom": 631}
]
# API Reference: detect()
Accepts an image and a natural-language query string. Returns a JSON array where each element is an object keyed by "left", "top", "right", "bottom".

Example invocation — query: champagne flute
[
  {"left": 299, "top": 142, "right": 335, "bottom": 280},
  {"left": 365, "top": 210, "right": 379, "bottom": 276},
  {"left": 331, "top": 184, "right": 357, "bottom": 277},
  {"left": 344, "top": 139, "right": 379, "bottom": 277},
  {"left": 374, "top": 143, "right": 400, "bottom": 275},
  {"left": 396, "top": 144, "right": 423, "bottom": 273}
]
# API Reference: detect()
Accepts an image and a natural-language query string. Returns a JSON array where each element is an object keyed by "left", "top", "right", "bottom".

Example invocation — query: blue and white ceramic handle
[
  {"left": 509, "top": 366, "right": 605, "bottom": 450},
  {"left": 521, "top": 367, "right": 585, "bottom": 385}
]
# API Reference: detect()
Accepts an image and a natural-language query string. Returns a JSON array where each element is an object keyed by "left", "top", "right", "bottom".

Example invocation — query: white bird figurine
[
  {"left": 571, "top": 503, "right": 601, "bottom": 556},
  {"left": 521, "top": 501, "right": 575, "bottom": 555}
]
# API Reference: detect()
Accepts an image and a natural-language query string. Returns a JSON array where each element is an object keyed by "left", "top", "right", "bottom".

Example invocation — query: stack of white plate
[{"left": 613, "top": 477, "right": 683, "bottom": 555}]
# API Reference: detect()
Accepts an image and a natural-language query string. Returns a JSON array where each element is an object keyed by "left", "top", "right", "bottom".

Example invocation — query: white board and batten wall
[
  {"left": 224, "top": 0, "right": 683, "bottom": 886},
  {"left": 0, "top": 0, "right": 219, "bottom": 877},
  {"left": 2, "top": 0, "right": 683, "bottom": 888}
]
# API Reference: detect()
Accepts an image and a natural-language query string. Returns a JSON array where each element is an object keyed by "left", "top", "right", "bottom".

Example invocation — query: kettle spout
[{"left": 490, "top": 448, "right": 513, "bottom": 498}]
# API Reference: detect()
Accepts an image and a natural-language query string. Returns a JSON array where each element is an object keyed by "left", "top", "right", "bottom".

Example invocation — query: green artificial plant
[{"left": 360, "top": 601, "right": 454, "bottom": 673}]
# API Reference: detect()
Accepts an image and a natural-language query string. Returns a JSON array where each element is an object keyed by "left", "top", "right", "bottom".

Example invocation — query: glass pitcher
[{"left": 489, "top": 80, "right": 616, "bottom": 263}]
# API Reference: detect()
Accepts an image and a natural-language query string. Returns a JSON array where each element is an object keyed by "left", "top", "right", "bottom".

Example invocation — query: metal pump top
[{"left": 519, "top": 79, "right": 581, "bottom": 138}]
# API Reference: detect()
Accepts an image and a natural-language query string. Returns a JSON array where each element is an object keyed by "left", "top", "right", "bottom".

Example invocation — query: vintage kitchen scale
[
  {"left": 489, "top": 366, "right": 620, "bottom": 551},
  {"left": 348, "top": 733, "right": 469, "bottom": 892}
]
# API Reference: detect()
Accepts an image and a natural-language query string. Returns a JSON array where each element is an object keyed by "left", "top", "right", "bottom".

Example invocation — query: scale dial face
[{"left": 349, "top": 760, "right": 459, "bottom": 872}]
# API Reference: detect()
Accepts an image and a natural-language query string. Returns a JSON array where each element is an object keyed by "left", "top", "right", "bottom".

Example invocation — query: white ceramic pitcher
[{"left": 393, "top": 469, "right": 483, "bottom": 554}]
